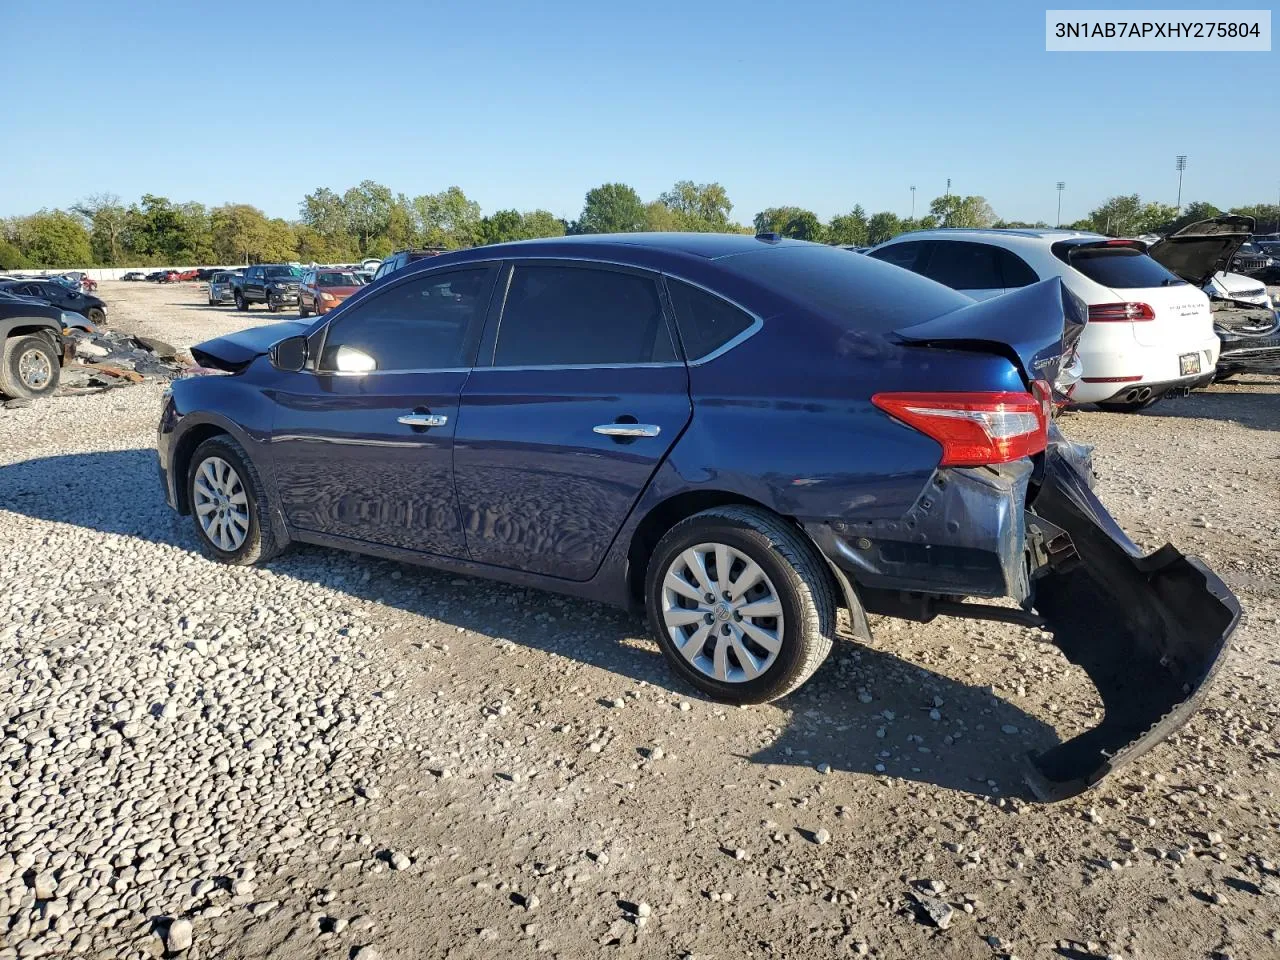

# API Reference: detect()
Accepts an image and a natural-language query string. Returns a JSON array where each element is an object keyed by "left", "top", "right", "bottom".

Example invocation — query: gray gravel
[{"left": 1, "top": 281, "right": 1278, "bottom": 959}]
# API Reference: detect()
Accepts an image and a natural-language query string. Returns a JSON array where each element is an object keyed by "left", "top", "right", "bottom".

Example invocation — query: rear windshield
[
  {"left": 317, "top": 271, "right": 360, "bottom": 286},
  {"left": 718, "top": 244, "right": 972, "bottom": 333},
  {"left": 1055, "top": 244, "right": 1186, "bottom": 290}
]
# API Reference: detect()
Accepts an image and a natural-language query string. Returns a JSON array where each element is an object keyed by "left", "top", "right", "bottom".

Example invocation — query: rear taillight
[
  {"left": 872, "top": 389, "right": 1049, "bottom": 467},
  {"left": 1088, "top": 302, "right": 1155, "bottom": 322}
]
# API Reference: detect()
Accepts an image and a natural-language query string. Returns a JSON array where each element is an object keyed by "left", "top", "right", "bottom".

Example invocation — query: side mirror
[{"left": 269, "top": 335, "right": 308, "bottom": 372}]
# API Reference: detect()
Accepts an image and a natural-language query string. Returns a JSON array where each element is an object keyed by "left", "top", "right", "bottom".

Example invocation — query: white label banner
[{"left": 1046, "top": 9, "right": 1271, "bottom": 50}]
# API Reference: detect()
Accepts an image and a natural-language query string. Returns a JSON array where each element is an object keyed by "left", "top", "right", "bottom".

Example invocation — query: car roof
[
  {"left": 436, "top": 232, "right": 808, "bottom": 263},
  {"left": 883, "top": 227, "right": 1103, "bottom": 246}
]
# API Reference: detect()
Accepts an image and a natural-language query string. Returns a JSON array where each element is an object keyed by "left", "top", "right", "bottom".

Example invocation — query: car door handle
[
  {"left": 593, "top": 423, "right": 661, "bottom": 438},
  {"left": 398, "top": 413, "right": 448, "bottom": 428}
]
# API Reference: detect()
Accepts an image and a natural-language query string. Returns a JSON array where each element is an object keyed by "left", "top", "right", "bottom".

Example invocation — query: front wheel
[
  {"left": 234, "top": 292, "right": 248, "bottom": 311},
  {"left": 645, "top": 505, "right": 836, "bottom": 704},
  {"left": 187, "top": 435, "right": 283, "bottom": 565},
  {"left": 86, "top": 307, "right": 106, "bottom": 325},
  {"left": 0, "top": 334, "right": 61, "bottom": 400}
]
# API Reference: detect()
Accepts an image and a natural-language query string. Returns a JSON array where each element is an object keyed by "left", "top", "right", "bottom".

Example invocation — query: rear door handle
[
  {"left": 398, "top": 413, "right": 448, "bottom": 428},
  {"left": 593, "top": 423, "right": 661, "bottom": 438}
]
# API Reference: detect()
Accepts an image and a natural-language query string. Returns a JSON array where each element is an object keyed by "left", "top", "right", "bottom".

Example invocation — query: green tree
[
  {"left": 300, "top": 187, "right": 352, "bottom": 246},
  {"left": 578, "top": 183, "right": 646, "bottom": 234},
  {"left": 929, "top": 194, "right": 997, "bottom": 228},
  {"left": 72, "top": 193, "right": 129, "bottom": 264},
  {"left": 826, "top": 205, "right": 868, "bottom": 245},
  {"left": 643, "top": 200, "right": 681, "bottom": 232},
  {"left": 781, "top": 210, "right": 824, "bottom": 242},
  {"left": 753, "top": 206, "right": 810, "bottom": 234},
  {"left": 866, "top": 211, "right": 903, "bottom": 244},
  {"left": 342, "top": 180, "right": 395, "bottom": 254},
  {"left": 16, "top": 210, "right": 93, "bottom": 267},
  {"left": 210, "top": 204, "right": 295, "bottom": 264},
  {"left": 412, "top": 186, "right": 483, "bottom": 249},
  {"left": 657, "top": 180, "right": 734, "bottom": 232},
  {"left": 0, "top": 238, "right": 28, "bottom": 269},
  {"left": 518, "top": 209, "right": 567, "bottom": 240}
]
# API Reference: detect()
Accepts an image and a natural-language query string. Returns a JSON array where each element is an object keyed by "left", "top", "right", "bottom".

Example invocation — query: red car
[
  {"left": 159, "top": 270, "right": 180, "bottom": 283},
  {"left": 298, "top": 268, "right": 364, "bottom": 317},
  {"left": 177, "top": 269, "right": 199, "bottom": 281}
]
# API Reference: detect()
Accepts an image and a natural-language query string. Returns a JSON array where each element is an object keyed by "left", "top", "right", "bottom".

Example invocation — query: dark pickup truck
[
  {"left": 0, "top": 291, "right": 68, "bottom": 399},
  {"left": 231, "top": 264, "right": 303, "bottom": 312}
]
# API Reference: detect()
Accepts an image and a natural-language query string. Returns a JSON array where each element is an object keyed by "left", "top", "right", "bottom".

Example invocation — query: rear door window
[
  {"left": 492, "top": 264, "right": 675, "bottom": 366},
  {"left": 665, "top": 278, "right": 755, "bottom": 360},
  {"left": 1055, "top": 245, "right": 1187, "bottom": 289},
  {"left": 920, "top": 241, "right": 1003, "bottom": 290}
]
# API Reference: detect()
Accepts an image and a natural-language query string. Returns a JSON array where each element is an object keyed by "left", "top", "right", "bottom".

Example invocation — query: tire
[
  {"left": 86, "top": 307, "right": 106, "bottom": 325},
  {"left": 235, "top": 292, "right": 248, "bottom": 311},
  {"left": 299, "top": 299, "right": 310, "bottom": 318},
  {"left": 0, "top": 334, "right": 61, "bottom": 400},
  {"left": 644, "top": 505, "right": 836, "bottom": 704},
  {"left": 208, "top": 297, "right": 216, "bottom": 306},
  {"left": 186, "top": 435, "right": 283, "bottom": 566},
  {"left": 268, "top": 302, "right": 280, "bottom": 313}
]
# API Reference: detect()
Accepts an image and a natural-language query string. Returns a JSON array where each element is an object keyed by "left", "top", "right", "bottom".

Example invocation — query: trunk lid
[
  {"left": 189, "top": 319, "right": 310, "bottom": 371},
  {"left": 892, "top": 277, "right": 1084, "bottom": 390},
  {"left": 1145, "top": 214, "right": 1255, "bottom": 286}
]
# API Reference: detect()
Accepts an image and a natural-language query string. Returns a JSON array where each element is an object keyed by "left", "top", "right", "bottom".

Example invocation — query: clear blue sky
[{"left": 2, "top": 0, "right": 1276, "bottom": 225}]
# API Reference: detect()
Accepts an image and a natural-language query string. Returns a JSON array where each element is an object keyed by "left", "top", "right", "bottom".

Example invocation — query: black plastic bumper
[{"left": 1022, "top": 440, "right": 1240, "bottom": 800}]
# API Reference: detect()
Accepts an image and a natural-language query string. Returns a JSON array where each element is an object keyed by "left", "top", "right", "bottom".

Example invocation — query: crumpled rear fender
[{"left": 1024, "top": 439, "right": 1241, "bottom": 801}]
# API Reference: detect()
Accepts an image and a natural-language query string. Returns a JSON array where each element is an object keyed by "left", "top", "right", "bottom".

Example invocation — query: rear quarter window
[
  {"left": 1055, "top": 245, "right": 1186, "bottom": 290},
  {"left": 665, "top": 278, "right": 755, "bottom": 360}
]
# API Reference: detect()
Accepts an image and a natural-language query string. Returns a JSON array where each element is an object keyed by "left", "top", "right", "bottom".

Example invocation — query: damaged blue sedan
[{"left": 158, "top": 233, "right": 1240, "bottom": 800}]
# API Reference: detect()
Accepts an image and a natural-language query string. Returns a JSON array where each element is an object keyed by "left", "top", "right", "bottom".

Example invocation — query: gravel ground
[{"left": 2, "top": 281, "right": 1279, "bottom": 960}]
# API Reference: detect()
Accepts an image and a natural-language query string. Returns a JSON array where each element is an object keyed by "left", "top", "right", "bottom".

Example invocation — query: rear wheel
[
  {"left": 187, "top": 435, "right": 283, "bottom": 566},
  {"left": 86, "top": 307, "right": 106, "bottom": 325},
  {"left": 235, "top": 292, "right": 248, "bottom": 311},
  {"left": 645, "top": 505, "right": 836, "bottom": 704},
  {"left": 0, "top": 334, "right": 61, "bottom": 400}
]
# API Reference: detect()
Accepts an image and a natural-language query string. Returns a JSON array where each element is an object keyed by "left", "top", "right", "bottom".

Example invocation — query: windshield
[
  {"left": 317, "top": 272, "right": 360, "bottom": 287},
  {"left": 264, "top": 266, "right": 302, "bottom": 279}
]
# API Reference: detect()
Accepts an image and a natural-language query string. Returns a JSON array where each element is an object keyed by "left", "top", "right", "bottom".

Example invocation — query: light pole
[
  {"left": 910, "top": 185, "right": 916, "bottom": 220},
  {"left": 1175, "top": 156, "right": 1187, "bottom": 216},
  {"left": 1056, "top": 182, "right": 1065, "bottom": 227}
]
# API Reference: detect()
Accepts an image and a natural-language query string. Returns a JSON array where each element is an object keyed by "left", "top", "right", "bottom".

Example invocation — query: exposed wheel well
[
  {"left": 625, "top": 490, "right": 842, "bottom": 609},
  {"left": 5, "top": 324, "right": 61, "bottom": 352},
  {"left": 172, "top": 424, "right": 231, "bottom": 514}
]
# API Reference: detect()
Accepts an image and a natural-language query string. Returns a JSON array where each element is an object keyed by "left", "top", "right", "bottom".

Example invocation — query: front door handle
[
  {"left": 593, "top": 423, "right": 661, "bottom": 438},
  {"left": 398, "top": 413, "right": 448, "bottom": 428}
]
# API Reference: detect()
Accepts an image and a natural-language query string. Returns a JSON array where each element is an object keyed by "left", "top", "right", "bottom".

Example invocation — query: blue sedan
[{"left": 158, "top": 233, "right": 1239, "bottom": 799}]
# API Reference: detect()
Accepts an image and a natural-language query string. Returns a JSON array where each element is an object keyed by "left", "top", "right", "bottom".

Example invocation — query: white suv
[{"left": 867, "top": 229, "right": 1220, "bottom": 410}]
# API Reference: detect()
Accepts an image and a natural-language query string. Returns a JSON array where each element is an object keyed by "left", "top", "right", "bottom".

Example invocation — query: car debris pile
[{"left": 60, "top": 328, "right": 188, "bottom": 393}]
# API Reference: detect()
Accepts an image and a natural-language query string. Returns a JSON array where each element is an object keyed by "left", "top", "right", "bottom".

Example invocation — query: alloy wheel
[
  {"left": 18, "top": 348, "right": 52, "bottom": 389},
  {"left": 660, "top": 542, "right": 785, "bottom": 683},
  {"left": 193, "top": 456, "right": 250, "bottom": 552}
]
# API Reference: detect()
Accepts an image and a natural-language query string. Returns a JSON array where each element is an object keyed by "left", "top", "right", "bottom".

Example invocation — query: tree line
[{"left": 1, "top": 179, "right": 1277, "bottom": 269}]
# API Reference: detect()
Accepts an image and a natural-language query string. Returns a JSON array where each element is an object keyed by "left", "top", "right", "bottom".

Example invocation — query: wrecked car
[
  {"left": 1144, "top": 215, "right": 1280, "bottom": 378},
  {"left": 158, "top": 234, "right": 1239, "bottom": 800}
]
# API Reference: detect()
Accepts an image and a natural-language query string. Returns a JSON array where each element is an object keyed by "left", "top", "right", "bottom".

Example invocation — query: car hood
[
  {"left": 319, "top": 285, "right": 361, "bottom": 297},
  {"left": 1145, "top": 215, "right": 1255, "bottom": 287},
  {"left": 1209, "top": 270, "right": 1269, "bottom": 296},
  {"left": 189, "top": 319, "right": 311, "bottom": 370}
]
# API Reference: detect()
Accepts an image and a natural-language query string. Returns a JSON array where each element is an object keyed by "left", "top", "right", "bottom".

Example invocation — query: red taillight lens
[
  {"left": 871, "top": 390, "right": 1049, "bottom": 467},
  {"left": 1087, "top": 302, "right": 1155, "bottom": 322}
]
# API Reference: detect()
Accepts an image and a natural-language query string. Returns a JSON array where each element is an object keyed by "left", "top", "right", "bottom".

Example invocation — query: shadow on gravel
[
  {"left": 0, "top": 448, "right": 1060, "bottom": 800},
  {"left": 1139, "top": 382, "right": 1280, "bottom": 432}
]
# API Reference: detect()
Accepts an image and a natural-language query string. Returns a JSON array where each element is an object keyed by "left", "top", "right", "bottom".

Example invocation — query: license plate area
[{"left": 1179, "top": 352, "right": 1201, "bottom": 376}]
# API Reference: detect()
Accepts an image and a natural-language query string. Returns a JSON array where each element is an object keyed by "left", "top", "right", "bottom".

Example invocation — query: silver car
[{"left": 207, "top": 271, "right": 241, "bottom": 305}]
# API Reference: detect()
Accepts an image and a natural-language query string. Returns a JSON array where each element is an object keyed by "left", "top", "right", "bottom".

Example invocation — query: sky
[{"left": 1, "top": 0, "right": 1276, "bottom": 226}]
